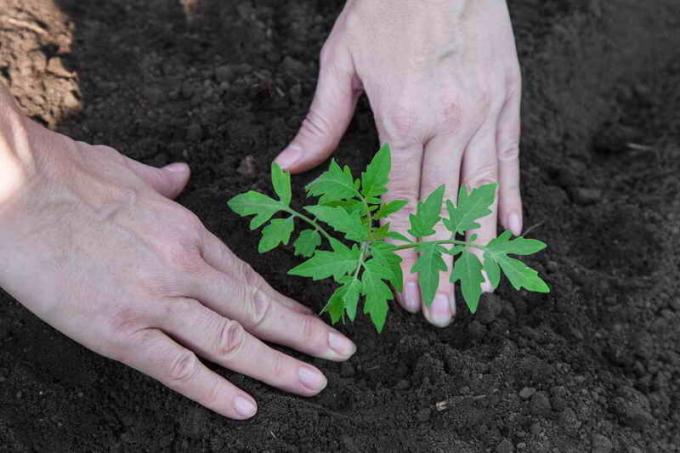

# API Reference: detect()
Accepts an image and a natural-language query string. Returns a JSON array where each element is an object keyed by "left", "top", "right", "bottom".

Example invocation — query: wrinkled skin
[
  {"left": 0, "top": 93, "right": 356, "bottom": 420},
  {"left": 276, "top": 0, "right": 523, "bottom": 327}
]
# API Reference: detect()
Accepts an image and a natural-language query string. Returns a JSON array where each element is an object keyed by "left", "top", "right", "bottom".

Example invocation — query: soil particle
[
  {"left": 339, "top": 361, "right": 355, "bottom": 378},
  {"left": 467, "top": 320, "right": 486, "bottom": 340},
  {"left": 519, "top": 386, "right": 536, "bottom": 400},
  {"left": 475, "top": 294, "right": 502, "bottom": 324},
  {"left": 495, "top": 438, "right": 514, "bottom": 453},
  {"left": 415, "top": 407, "right": 431, "bottom": 423},
  {"left": 571, "top": 187, "right": 602, "bottom": 205},
  {"left": 529, "top": 391, "right": 552, "bottom": 416},
  {"left": 236, "top": 155, "right": 258, "bottom": 177},
  {"left": 591, "top": 433, "right": 613, "bottom": 453}
]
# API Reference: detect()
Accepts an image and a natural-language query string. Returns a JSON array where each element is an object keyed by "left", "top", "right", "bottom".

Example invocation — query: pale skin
[
  {"left": 276, "top": 0, "right": 523, "bottom": 327},
  {"left": 0, "top": 0, "right": 521, "bottom": 419}
]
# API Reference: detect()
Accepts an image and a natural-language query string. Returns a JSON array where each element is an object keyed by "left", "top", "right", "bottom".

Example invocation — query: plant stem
[
  {"left": 352, "top": 242, "right": 368, "bottom": 279},
  {"left": 392, "top": 239, "right": 486, "bottom": 252},
  {"left": 284, "top": 208, "right": 335, "bottom": 243}
]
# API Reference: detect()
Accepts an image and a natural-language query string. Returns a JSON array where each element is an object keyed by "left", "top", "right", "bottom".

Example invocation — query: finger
[
  {"left": 125, "top": 159, "right": 191, "bottom": 199},
  {"left": 380, "top": 140, "right": 424, "bottom": 314},
  {"left": 159, "top": 298, "right": 328, "bottom": 396},
  {"left": 274, "top": 43, "right": 361, "bottom": 173},
  {"left": 496, "top": 80, "right": 523, "bottom": 235},
  {"left": 200, "top": 231, "right": 312, "bottom": 315},
  {"left": 126, "top": 328, "right": 257, "bottom": 420},
  {"left": 461, "top": 120, "right": 500, "bottom": 291},
  {"left": 418, "top": 134, "right": 467, "bottom": 327},
  {"left": 191, "top": 250, "right": 357, "bottom": 362}
]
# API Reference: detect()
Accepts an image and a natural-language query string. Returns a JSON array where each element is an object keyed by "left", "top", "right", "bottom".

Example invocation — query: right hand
[{"left": 0, "top": 111, "right": 356, "bottom": 420}]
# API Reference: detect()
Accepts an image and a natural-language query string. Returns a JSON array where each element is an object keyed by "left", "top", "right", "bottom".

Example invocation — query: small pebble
[
  {"left": 467, "top": 320, "right": 486, "bottom": 340},
  {"left": 340, "top": 362, "right": 355, "bottom": 378},
  {"left": 416, "top": 408, "right": 431, "bottom": 423},
  {"left": 237, "top": 155, "right": 257, "bottom": 177},
  {"left": 215, "top": 65, "right": 236, "bottom": 83},
  {"left": 519, "top": 387, "right": 536, "bottom": 400},
  {"left": 669, "top": 298, "right": 680, "bottom": 311},
  {"left": 395, "top": 379, "right": 410, "bottom": 390},
  {"left": 186, "top": 123, "right": 202, "bottom": 141},
  {"left": 495, "top": 438, "right": 514, "bottom": 453},
  {"left": 591, "top": 433, "right": 613, "bottom": 453},
  {"left": 572, "top": 187, "right": 602, "bottom": 206},
  {"left": 529, "top": 391, "right": 551, "bottom": 415}
]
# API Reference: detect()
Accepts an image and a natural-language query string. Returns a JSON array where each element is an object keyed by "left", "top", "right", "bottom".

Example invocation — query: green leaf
[
  {"left": 484, "top": 230, "right": 550, "bottom": 293},
  {"left": 305, "top": 205, "right": 368, "bottom": 242},
  {"left": 258, "top": 217, "right": 294, "bottom": 253},
  {"left": 361, "top": 259, "right": 394, "bottom": 332},
  {"left": 497, "top": 256, "right": 550, "bottom": 293},
  {"left": 386, "top": 231, "right": 413, "bottom": 243},
  {"left": 411, "top": 242, "right": 447, "bottom": 307},
  {"left": 486, "top": 231, "right": 547, "bottom": 256},
  {"left": 483, "top": 255, "right": 501, "bottom": 290},
  {"left": 305, "top": 159, "right": 358, "bottom": 204},
  {"left": 375, "top": 199, "right": 408, "bottom": 220},
  {"left": 450, "top": 250, "right": 485, "bottom": 313},
  {"left": 289, "top": 239, "right": 360, "bottom": 282},
  {"left": 323, "top": 285, "right": 347, "bottom": 324},
  {"left": 370, "top": 241, "right": 404, "bottom": 292},
  {"left": 361, "top": 144, "right": 391, "bottom": 199},
  {"left": 293, "top": 229, "right": 321, "bottom": 257},
  {"left": 271, "top": 163, "right": 292, "bottom": 206},
  {"left": 343, "top": 279, "right": 362, "bottom": 321},
  {"left": 408, "top": 185, "right": 445, "bottom": 238},
  {"left": 228, "top": 191, "right": 284, "bottom": 229},
  {"left": 443, "top": 183, "right": 496, "bottom": 235}
]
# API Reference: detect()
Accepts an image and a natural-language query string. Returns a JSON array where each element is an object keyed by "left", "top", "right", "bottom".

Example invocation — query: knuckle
[
  {"left": 464, "top": 164, "right": 498, "bottom": 188},
  {"left": 270, "top": 353, "right": 285, "bottom": 377},
  {"left": 167, "top": 241, "right": 204, "bottom": 274},
  {"left": 165, "top": 297, "right": 200, "bottom": 319},
  {"left": 109, "top": 307, "right": 146, "bottom": 336},
  {"left": 216, "top": 320, "right": 246, "bottom": 361},
  {"left": 379, "top": 98, "right": 421, "bottom": 143},
  {"left": 300, "top": 314, "right": 324, "bottom": 345},
  {"left": 498, "top": 141, "right": 520, "bottom": 162},
  {"left": 167, "top": 350, "right": 199, "bottom": 385},
  {"left": 300, "top": 109, "right": 333, "bottom": 140}
]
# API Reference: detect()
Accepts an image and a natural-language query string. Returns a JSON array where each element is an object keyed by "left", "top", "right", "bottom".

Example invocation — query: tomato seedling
[{"left": 228, "top": 145, "right": 549, "bottom": 331}]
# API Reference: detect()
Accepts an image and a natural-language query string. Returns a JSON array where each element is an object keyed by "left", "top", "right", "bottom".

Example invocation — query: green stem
[
  {"left": 352, "top": 242, "right": 369, "bottom": 279},
  {"left": 284, "top": 208, "right": 335, "bottom": 243},
  {"left": 392, "top": 239, "right": 486, "bottom": 252}
]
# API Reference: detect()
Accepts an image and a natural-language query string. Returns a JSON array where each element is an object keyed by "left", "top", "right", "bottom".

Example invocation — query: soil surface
[{"left": 1, "top": 1, "right": 679, "bottom": 451}]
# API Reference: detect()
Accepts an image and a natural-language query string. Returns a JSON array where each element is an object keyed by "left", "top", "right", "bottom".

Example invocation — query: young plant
[{"left": 228, "top": 145, "right": 549, "bottom": 332}]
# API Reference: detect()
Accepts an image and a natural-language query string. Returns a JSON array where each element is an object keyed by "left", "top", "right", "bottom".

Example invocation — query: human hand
[
  {"left": 275, "top": 0, "right": 522, "bottom": 327},
  {"left": 0, "top": 107, "right": 356, "bottom": 420}
]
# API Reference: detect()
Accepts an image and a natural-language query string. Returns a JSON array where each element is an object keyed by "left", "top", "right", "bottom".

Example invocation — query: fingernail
[
  {"left": 275, "top": 146, "right": 301, "bottom": 170},
  {"left": 328, "top": 332, "right": 356, "bottom": 358},
  {"left": 298, "top": 367, "right": 327, "bottom": 392},
  {"left": 403, "top": 282, "right": 420, "bottom": 313},
  {"left": 233, "top": 395, "right": 257, "bottom": 418},
  {"left": 508, "top": 213, "right": 522, "bottom": 236},
  {"left": 430, "top": 294, "right": 452, "bottom": 327},
  {"left": 164, "top": 162, "right": 189, "bottom": 173}
]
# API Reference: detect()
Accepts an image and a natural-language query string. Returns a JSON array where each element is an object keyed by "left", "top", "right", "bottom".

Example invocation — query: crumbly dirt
[{"left": 1, "top": 1, "right": 679, "bottom": 451}]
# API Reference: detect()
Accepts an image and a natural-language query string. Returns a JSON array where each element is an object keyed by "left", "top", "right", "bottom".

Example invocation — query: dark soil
[{"left": 1, "top": 0, "right": 679, "bottom": 451}]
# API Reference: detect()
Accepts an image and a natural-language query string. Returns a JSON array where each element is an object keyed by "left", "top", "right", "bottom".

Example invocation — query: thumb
[
  {"left": 275, "top": 45, "right": 361, "bottom": 173},
  {"left": 127, "top": 159, "right": 191, "bottom": 199}
]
